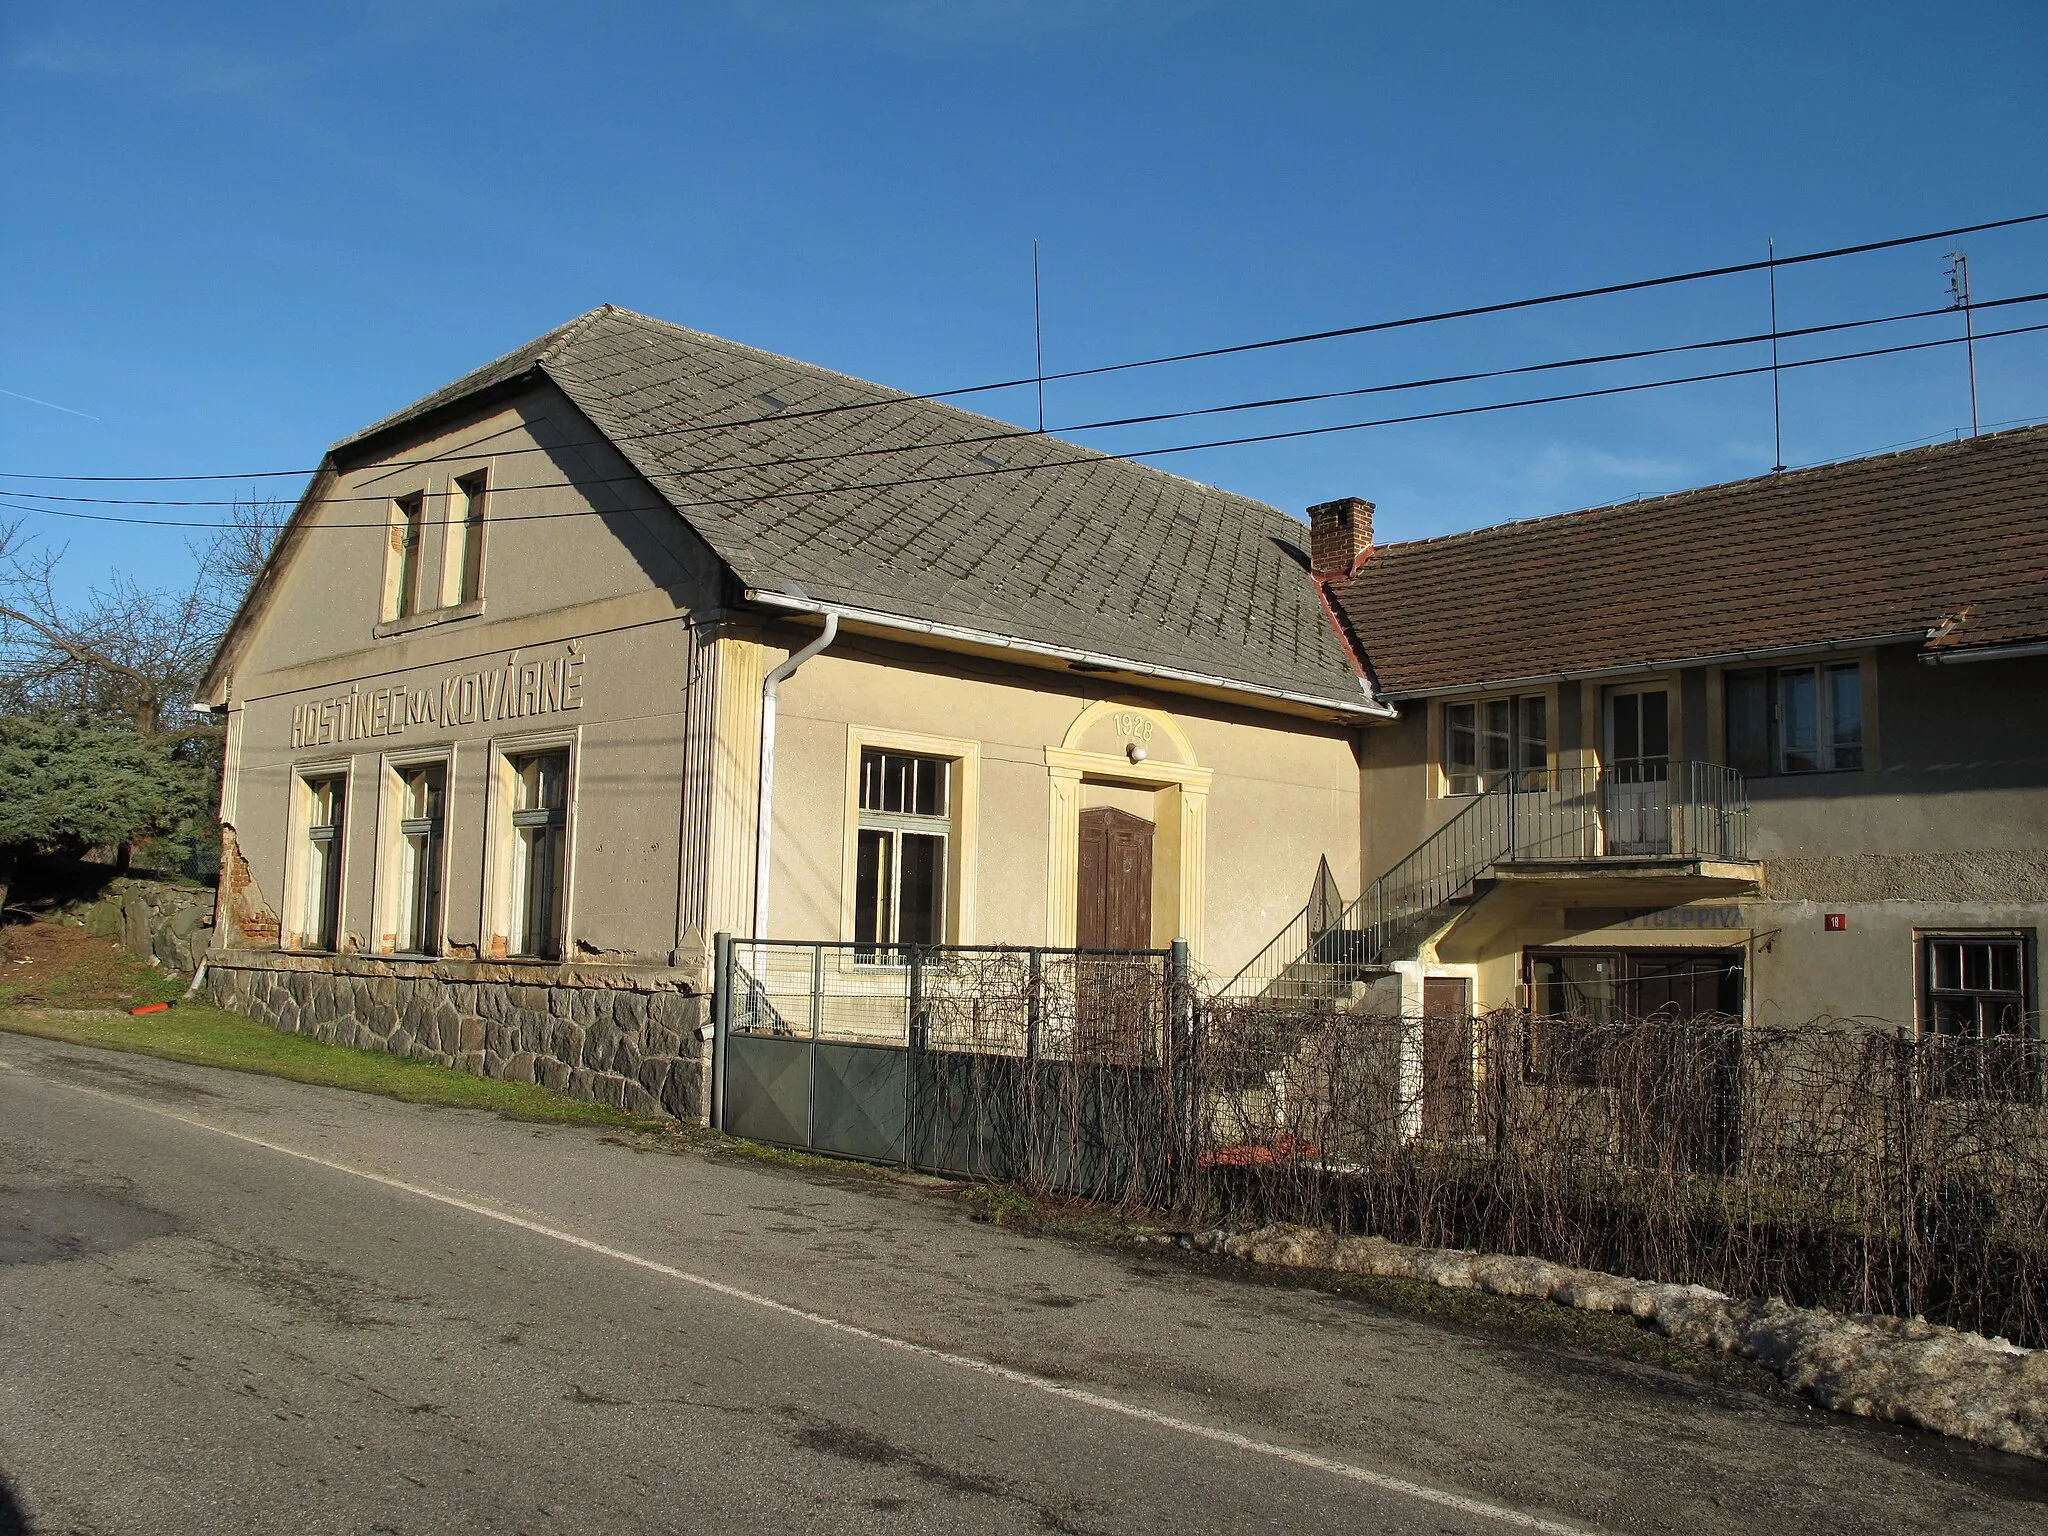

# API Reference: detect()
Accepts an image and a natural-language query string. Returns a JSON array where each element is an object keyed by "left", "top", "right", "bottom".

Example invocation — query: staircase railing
[{"left": 1220, "top": 763, "right": 1750, "bottom": 1001}]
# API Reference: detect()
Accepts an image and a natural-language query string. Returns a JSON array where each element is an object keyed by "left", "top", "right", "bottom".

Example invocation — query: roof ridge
[{"left": 1367, "top": 420, "right": 2048, "bottom": 558}]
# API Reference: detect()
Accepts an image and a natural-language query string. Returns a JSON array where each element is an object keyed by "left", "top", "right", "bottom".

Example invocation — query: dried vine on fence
[{"left": 1197, "top": 1002, "right": 2048, "bottom": 1346}]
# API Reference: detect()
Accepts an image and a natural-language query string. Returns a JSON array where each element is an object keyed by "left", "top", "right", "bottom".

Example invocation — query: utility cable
[
  {"left": 7, "top": 294, "right": 2044, "bottom": 510},
  {"left": 3, "top": 209, "right": 2042, "bottom": 486},
  {"left": 3, "top": 316, "right": 2043, "bottom": 533}
]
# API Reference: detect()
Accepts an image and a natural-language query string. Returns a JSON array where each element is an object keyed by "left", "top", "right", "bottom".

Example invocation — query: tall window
[
  {"left": 392, "top": 493, "right": 426, "bottom": 618},
  {"left": 508, "top": 751, "right": 568, "bottom": 957},
  {"left": 1919, "top": 934, "right": 2037, "bottom": 1101},
  {"left": 300, "top": 774, "right": 346, "bottom": 950},
  {"left": 452, "top": 472, "right": 487, "bottom": 605},
  {"left": 392, "top": 763, "right": 445, "bottom": 955},
  {"left": 1442, "top": 694, "right": 1547, "bottom": 795},
  {"left": 854, "top": 749, "right": 950, "bottom": 955},
  {"left": 1726, "top": 663, "right": 1862, "bottom": 775}
]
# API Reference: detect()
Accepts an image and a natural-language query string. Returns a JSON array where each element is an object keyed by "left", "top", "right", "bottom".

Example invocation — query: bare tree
[
  {"left": 191, "top": 493, "right": 289, "bottom": 635},
  {"left": 0, "top": 520, "right": 220, "bottom": 739}
]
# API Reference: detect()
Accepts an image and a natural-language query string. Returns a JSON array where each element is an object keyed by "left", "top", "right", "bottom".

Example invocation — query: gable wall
[{"left": 216, "top": 385, "right": 724, "bottom": 964}]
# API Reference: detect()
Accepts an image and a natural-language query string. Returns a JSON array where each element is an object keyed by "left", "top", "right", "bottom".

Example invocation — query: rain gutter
[{"left": 741, "top": 589, "right": 1394, "bottom": 720}]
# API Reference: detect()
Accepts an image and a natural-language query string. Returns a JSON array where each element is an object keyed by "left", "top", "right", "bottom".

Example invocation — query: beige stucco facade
[
  {"left": 1354, "top": 645, "right": 2048, "bottom": 1032},
  {"left": 204, "top": 379, "right": 1368, "bottom": 1064},
  {"left": 761, "top": 633, "right": 1360, "bottom": 978}
]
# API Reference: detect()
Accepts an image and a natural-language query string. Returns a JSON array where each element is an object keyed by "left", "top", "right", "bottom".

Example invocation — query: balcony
[
  {"left": 1222, "top": 763, "right": 1756, "bottom": 1001},
  {"left": 1484, "top": 761, "right": 1751, "bottom": 867}
]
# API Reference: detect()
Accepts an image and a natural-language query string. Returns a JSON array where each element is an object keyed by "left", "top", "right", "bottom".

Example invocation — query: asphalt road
[{"left": 2, "top": 1032, "right": 2044, "bottom": 1535}]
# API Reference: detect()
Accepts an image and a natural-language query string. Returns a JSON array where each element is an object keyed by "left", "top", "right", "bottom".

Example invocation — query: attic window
[
  {"left": 974, "top": 453, "right": 1003, "bottom": 470},
  {"left": 1173, "top": 509, "right": 1200, "bottom": 526},
  {"left": 757, "top": 391, "right": 788, "bottom": 409}
]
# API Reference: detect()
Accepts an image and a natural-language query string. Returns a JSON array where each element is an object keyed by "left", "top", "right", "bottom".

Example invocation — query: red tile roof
[{"left": 1327, "top": 424, "right": 2048, "bottom": 695}]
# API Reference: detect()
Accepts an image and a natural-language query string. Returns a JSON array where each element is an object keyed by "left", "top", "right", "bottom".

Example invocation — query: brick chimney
[{"left": 1308, "top": 497, "right": 1374, "bottom": 577}]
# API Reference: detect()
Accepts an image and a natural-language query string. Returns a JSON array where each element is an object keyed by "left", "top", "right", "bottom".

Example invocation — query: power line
[
  {"left": 5, "top": 209, "right": 2044, "bottom": 487},
  {"left": 8, "top": 293, "right": 2045, "bottom": 510},
  {"left": 4, "top": 315, "right": 2043, "bottom": 534}
]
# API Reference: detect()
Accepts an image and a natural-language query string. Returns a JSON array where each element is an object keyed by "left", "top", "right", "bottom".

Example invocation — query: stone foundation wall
[{"left": 205, "top": 952, "right": 709, "bottom": 1121}]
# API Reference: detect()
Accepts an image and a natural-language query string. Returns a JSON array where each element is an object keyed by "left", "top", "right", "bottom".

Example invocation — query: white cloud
[
  {"left": 9, "top": 31, "right": 283, "bottom": 96},
  {"left": 1519, "top": 440, "right": 1695, "bottom": 497}
]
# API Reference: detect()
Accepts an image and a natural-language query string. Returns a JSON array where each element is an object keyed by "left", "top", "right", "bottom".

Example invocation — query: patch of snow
[{"left": 1190, "top": 1224, "right": 2048, "bottom": 1459}]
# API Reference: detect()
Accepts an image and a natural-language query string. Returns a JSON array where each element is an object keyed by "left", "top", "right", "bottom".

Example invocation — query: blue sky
[{"left": 3, "top": 1, "right": 2045, "bottom": 599}]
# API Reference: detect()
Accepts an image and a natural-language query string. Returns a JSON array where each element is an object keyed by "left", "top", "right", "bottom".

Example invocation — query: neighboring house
[
  {"left": 1306, "top": 426, "right": 2048, "bottom": 1067},
  {"left": 195, "top": 306, "right": 1384, "bottom": 1117},
  {"left": 194, "top": 303, "right": 2048, "bottom": 1123}
]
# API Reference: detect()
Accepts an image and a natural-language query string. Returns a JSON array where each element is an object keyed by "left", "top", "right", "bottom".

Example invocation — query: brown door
[
  {"left": 1421, "top": 976, "right": 1473, "bottom": 1141},
  {"left": 1074, "top": 808, "right": 1155, "bottom": 1063},
  {"left": 1077, "top": 807, "right": 1153, "bottom": 950}
]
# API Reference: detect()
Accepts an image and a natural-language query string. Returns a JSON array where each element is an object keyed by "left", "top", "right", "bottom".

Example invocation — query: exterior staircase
[{"left": 1219, "top": 763, "right": 1751, "bottom": 1006}]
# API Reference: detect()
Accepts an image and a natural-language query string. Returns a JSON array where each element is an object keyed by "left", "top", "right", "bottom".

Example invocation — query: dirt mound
[{"left": 0, "top": 919, "right": 181, "bottom": 1009}]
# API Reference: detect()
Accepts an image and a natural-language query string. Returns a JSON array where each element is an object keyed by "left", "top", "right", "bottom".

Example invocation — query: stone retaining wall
[
  {"left": 76, "top": 880, "right": 217, "bottom": 974},
  {"left": 205, "top": 952, "right": 709, "bottom": 1121}
]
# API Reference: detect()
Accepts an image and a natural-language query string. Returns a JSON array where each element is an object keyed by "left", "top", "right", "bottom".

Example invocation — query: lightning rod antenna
[
  {"left": 1768, "top": 238, "right": 1784, "bottom": 473},
  {"left": 1948, "top": 250, "right": 1980, "bottom": 437}
]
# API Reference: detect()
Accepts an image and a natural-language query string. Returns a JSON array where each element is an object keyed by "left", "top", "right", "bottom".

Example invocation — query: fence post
[
  {"left": 1895, "top": 1025, "right": 1920, "bottom": 1314},
  {"left": 1026, "top": 948, "right": 1043, "bottom": 1063},
  {"left": 1170, "top": 939, "right": 1194, "bottom": 1210},
  {"left": 711, "top": 932, "right": 731, "bottom": 1132},
  {"left": 905, "top": 945, "right": 926, "bottom": 1171}
]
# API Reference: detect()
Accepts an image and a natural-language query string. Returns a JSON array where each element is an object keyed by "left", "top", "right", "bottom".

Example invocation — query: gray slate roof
[{"left": 336, "top": 306, "right": 1373, "bottom": 713}]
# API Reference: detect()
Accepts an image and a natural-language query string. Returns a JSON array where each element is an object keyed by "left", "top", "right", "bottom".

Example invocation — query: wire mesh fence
[
  {"left": 715, "top": 938, "right": 2047, "bottom": 1342},
  {"left": 1198, "top": 1002, "right": 2048, "bottom": 1346},
  {"left": 717, "top": 939, "right": 1198, "bottom": 1207}
]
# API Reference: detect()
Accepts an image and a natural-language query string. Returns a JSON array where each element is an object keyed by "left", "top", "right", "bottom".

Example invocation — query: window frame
[
  {"left": 1723, "top": 659, "right": 1866, "bottom": 777},
  {"left": 1521, "top": 945, "right": 1747, "bottom": 1083},
  {"left": 1916, "top": 930, "right": 2040, "bottom": 1102},
  {"left": 444, "top": 469, "right": 490, "bottom": 608},
  {"left": 285, "top": 763, "right": 351, "bottom": 953},
  {"left": 837, "top": 727, "right": 980, "bottom": 958},
  {"left": 482, "top": 729, "right": 579, "bottom": 963},
  {"left": 387, "top": 492, "right": 427, "bottom": 621},
  {"left": 853, "top": 747, "right": 954, "bottom": 960},
  {"left": 370, "top": 465, "right": 491, "bottom": 639},
  {"left": 375, "top": 751, "right": 453, "bottom": 958},
  {"left": 1437, "top": 691, "right": 1551, "bottom": 797}
]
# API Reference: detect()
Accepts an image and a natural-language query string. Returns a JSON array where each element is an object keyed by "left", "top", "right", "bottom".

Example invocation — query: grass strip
[{"left": 0, "top": 1000, "right": 665, "bottom": 1130}]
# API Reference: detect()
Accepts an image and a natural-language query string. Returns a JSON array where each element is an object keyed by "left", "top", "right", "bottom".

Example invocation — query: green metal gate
[{"left": 712, "top": 935, "right": 1196, "bottom": 1204}]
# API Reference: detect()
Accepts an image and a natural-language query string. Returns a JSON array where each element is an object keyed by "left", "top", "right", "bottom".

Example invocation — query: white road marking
[{"left": 3, "top": 1049, "right": 1597, "bottom": 1534}]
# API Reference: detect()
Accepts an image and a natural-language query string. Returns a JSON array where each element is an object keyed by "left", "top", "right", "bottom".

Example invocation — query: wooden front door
[
  {"left": 1420, "top": 975, "right": 1474, "bottom": 1141},
  {"left": 1077, "top": 807, "right": 1154, "bottom": 950}
]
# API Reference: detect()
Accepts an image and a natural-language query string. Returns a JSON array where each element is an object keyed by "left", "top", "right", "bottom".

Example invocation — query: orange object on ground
[{"left": 129, "top": 1002, "right": 170, "bottom": 1016}]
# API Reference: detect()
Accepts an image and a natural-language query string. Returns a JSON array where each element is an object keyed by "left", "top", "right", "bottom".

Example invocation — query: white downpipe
[{"left": 753, "top": 612, "right": 840, "bottom": 943}]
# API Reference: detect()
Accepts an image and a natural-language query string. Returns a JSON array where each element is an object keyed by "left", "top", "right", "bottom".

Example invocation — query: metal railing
[
  {"left": 724, "top": 939, "right": 1181, "bottom": 1059},
  {"left": 1221, "top": 762, "right": 1751, "bottom": 1000}
]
